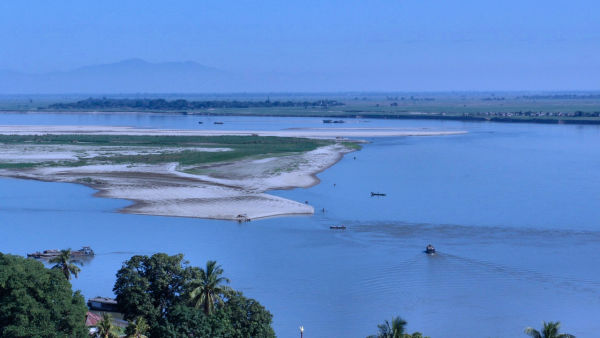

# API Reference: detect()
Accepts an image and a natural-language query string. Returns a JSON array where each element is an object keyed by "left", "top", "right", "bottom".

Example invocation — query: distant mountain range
[{"left": 0, "top": 59, "right": 238, "bottom": 94}]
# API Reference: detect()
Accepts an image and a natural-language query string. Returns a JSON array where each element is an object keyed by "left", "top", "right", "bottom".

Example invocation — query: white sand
[
  {"left": 0, "top": 145, "right": 349, "bottom": 220},
  {"left": 0, "top": 143, "right": 231, "bottom": 163},
  {"left": 0, "top": 125, "right": 466, "bottom": 138}
]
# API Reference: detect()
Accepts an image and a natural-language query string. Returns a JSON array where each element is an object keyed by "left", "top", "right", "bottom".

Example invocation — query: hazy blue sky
[{"left": 1, "top": 0, "right": 599, "bottom": 91}]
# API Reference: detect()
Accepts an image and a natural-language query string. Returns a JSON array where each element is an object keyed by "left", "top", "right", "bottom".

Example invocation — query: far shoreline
[{"left": 3, "top": 109, "right": 600, "bottom": 126}]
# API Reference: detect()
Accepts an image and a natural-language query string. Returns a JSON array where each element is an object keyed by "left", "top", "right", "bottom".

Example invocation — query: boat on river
[
  {"left": 27, "top": 246, "right": 95, "bottom": 259},
  {"left": 371, "top": 192, "right": 386, "bottom": 197},
  {"left": 330, "top": 225, "right": 347, "bottom": 230},
  {"left": 425, "top": 244, "right": 436, "bottom": 255}
]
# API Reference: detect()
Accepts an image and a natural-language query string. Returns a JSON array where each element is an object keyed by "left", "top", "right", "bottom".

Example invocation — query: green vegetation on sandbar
[
  {"left": 0, "top": 134, "right": 330, "bottom": 148},
  {"left": 90, "top": 136, "right": 334, "bottom": 165},
  {"left": 0, "top": 162, "right": 38, "bottom": 169},
  {"left": 0, "top": 134, "right": 351, "bottom": 168}
]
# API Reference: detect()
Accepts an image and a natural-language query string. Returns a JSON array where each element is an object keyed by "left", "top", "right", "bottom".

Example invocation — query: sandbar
[{"left": 0, "top": 125, "right": 466, "bottom": 220}]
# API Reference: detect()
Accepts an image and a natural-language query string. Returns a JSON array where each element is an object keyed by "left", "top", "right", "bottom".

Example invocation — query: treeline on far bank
[{"left": 47, "top": 98, "right": 344, "bottom": 110}]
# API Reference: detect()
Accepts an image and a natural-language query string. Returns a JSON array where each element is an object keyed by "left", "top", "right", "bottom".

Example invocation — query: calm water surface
[{"left": 1, "top": 113, "right": 599, "bottom": 337}]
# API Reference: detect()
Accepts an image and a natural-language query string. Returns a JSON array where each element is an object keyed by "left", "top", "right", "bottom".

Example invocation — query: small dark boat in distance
[
  {"left": 425, "top": 244, "right": 436, "bottom": 255},
  {"left": 198, "top": 121, "right": 203, "bottom": 124},
  {"left": 27, "top": 246, "right": 95, "bottom": 259},
  {"left": 371, "top": 192, "right": 386, "bottom": 197},
  {"left": 323, "top": 119, "right": 345, "bottom": 124},
  {"left": 214, "top": 121, "right": 224, "bottom": 125},
  {"left": 330, "top": 225, "right": 347, "bottom": 230}
]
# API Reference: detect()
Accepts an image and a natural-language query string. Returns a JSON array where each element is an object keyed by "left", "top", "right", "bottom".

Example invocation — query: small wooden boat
[
  {"left": 198, "top": 121, "right": 203, "bottom": 124},
  {"left": 371, "top": 192, "right": 386, "bottom": 197},
  {"left": 27, "top": 246, "right": 94, "bottom": 259},
  {"left": 214, "top": 121, "right": 224, "bottom": 125},
  {"left": 330, "top": 225, "right": 347, "bottom": 230},
  {"left": 425, "top": 244, "right": 436, "bottom": 255}
]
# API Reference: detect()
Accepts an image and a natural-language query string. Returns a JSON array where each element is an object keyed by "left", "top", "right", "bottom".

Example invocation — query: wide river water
[{"left": 1, "top": 112, "right": 599, "bottom": 337}]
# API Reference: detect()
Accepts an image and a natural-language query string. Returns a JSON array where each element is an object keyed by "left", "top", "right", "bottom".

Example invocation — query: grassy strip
[
  {"left": 0, "top": 134, "right": 338, "bottom": 168},
  {"left": 0, "top": 162, "right": 38, "bottom": 169},
  {"left": 0, "top": 134, "right": 330, "bottom": 147}
]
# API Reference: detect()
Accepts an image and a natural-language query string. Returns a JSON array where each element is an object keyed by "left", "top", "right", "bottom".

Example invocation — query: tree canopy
[
  {"left": 189, "top": 260, "right": 233, "bottom": 315},
  {"left": 0, "top": 253, "right": 88, "bottom": 337},
  {"left": 113, "top": 253, "right": 274, "bottom": 338},
  {"left": 48, "top": 98, "right": 344, "bottom": 111},
  {"left": 113, "top": 253, "right": 196, "bottom": 327}
]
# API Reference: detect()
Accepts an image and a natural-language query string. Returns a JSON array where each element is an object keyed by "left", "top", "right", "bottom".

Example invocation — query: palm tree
[
  {"left": 96, "top": 313, "right": 119, "bottom": 338},
  {"left": 126, "top": 316, "right": 149, "bottom": 338},
  {"left": 189, "top": 260, "right": 233, "bottom": 315},
  {"left": 368, "top": 316, "right": 407, "bottom": 338},
  {"left": 525, "top": 321, "right": 575, "bottom": 338},
  {"left": 49, "top": 249, "right": 82, "bottom": 280}
]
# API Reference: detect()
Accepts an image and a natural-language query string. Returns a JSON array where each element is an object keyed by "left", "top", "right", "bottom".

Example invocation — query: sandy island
[
  {"left": 0, "top": 125, "right": 466, "bottom": 220},
  {"left": 0, "top": 125, "right": 466, "bottom": 138}
]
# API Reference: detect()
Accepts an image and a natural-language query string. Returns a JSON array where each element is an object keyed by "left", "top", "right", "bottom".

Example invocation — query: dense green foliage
[
  {"left": 48, "top": 98, "right": 344, "bottom": 110},
  {"left": 113, "top": 253, "right": 275, "bottom": 338},
  {"left": 220, "top": 292, "right": 276, "bottom": 337},
  {"left": 525, "top": 321, "right": 575, "bottom": 338},
  {"left": 159, "top": 293, "right": 275, "bottom": 337},
  {"left": 0, "top": 253, "right": 88, "bottom": 337},
  {"left": 113, "top": 253, "right": 195, "bottom": 328}
]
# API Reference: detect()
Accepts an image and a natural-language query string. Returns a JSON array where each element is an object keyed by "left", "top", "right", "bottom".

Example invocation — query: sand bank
[
  {"left": 0, "top": 125, "right": 466, "bottom": 138},
  {"left": 0, "top": 144, "right": 352, "bottom": 220},
  {"left": 0, "top": 126, "right": 466, "bottom": 220}
]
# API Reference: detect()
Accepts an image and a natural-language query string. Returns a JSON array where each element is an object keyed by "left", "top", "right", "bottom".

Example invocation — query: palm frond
[{"left": 524, "top": 327, "right": 542, "bottom": 338}]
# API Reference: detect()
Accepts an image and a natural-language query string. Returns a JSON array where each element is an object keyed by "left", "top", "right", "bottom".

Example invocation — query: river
[{"left": 1, "top": 112, "right": 599, "bottom": 337}]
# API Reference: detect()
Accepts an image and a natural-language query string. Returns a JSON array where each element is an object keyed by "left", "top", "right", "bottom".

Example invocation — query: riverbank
[{"left": 3, "top": 93, "right": 599, "bottom": 126}]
